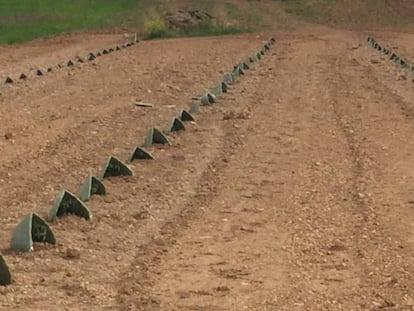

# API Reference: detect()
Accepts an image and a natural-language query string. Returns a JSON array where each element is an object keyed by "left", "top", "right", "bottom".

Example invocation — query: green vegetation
[
  {"left": 143, "top": 16, "right": 169, "bottom": 39},
  {"left": 0, "top": 0, "right": 251, "bottom": 44},
  {"left": 142, "top": 15, "right": 249, "bottom": 40},
  {"left": 0, "top": 0, "right": 137, "bottom": 44},
  {"left": 143, "top": 20, "right": 248, "bottom": 39},
  {"left": 181, "top": 23, "right": 249, "bottom": 37},
  {"left": 275, "top": 0, "right": 411, "bottom": 29},
  {"left": 1, "top": 0, "right": 414, "bottom": 44}
]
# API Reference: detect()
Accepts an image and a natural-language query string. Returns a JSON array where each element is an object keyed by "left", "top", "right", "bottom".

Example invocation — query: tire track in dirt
[
  {"left": 115, "top": 110, "right": 245, "bottom": 310},
  {"left": 125, "top": 34, "right": 371, "bottom": 310},
  {"left": 115, "top": 47, "right": 290, "bottom": 310},
  {"left": 328, "top": 37, "right": 414, "bottom": 309}
]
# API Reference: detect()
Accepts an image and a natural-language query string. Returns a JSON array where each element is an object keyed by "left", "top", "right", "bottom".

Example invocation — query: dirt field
[{"left": 0, "top": 25, "right": 413, "bottom": 310}]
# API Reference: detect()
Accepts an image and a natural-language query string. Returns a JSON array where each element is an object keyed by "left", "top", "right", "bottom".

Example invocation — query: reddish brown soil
[{"left": 0, "top": 27, "right": 413, "bottom": 310}]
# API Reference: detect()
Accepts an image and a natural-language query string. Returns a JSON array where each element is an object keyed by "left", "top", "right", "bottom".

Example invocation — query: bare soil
[{"left": 0, "top": 26, "right": 413, "bottom": 310}]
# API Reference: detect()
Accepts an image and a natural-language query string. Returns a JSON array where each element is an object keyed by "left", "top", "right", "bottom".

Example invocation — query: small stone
[
  {"left": 387, "top": 276, "right": 398, "bottom": 285},
  {"left": 397, "top": 74, "right": 407, "bottom": 81},
  {"left": 223, "top": 111, "right": 235, "bottom": 120},
  {"left": 215, "top": 286, "right": 230, "bottom": 292},
  {"left": 104, "top": 197, "right": 115, "bottom": 204},
  {"left": 65, "top": 248, "right": 81, "bottom": 259},
  {"left": 4, "top": 132, "right": 13, "bottom": 140}
]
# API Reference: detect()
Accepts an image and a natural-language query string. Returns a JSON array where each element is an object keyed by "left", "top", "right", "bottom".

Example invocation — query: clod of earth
[
  {"left": 19, "top": 73, "right": 27, "bottom": 80},
  {"left": 10, "top": 212, "right": 56, "bottom": 252},
  {"left": 35, "top": 69, "right": 43, "bottom": 76},
  {"left": 4, "top": 131, "right": 13, "bottom": 140},
  {"left": 65, "top": 247, "right": 81, "bottom": 259}
]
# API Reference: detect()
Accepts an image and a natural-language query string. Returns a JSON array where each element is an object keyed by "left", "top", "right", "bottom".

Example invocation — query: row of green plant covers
[
  {"left": 3, "top": 36, "right": 138, "bottom": 86},
  {"left": 0, "top": 36, "right": 275, "bottom": 286},
  {"left": 366, "top": 35, "right": 414, "bottom": 72}
]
